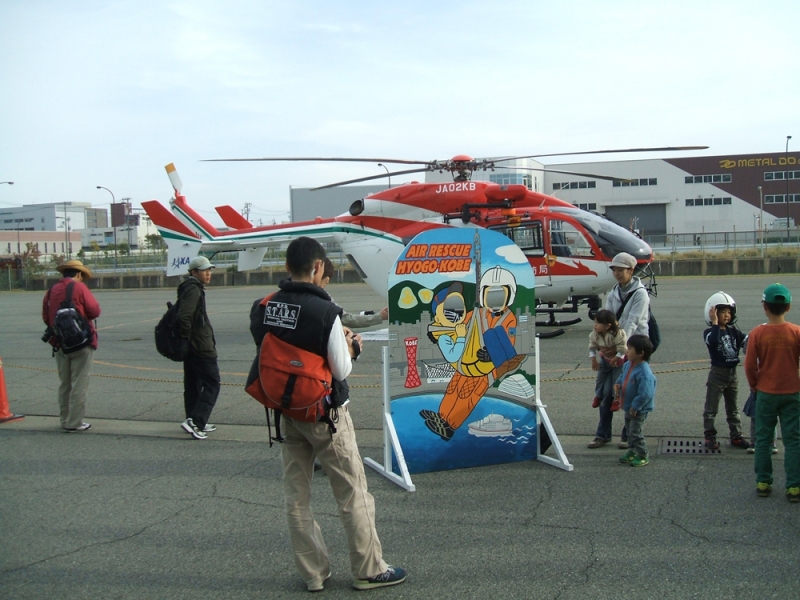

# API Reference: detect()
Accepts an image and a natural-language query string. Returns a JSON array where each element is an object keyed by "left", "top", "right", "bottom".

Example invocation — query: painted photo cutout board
[{"left": 387, "top": 228, "right": 537, "bottom": 474}]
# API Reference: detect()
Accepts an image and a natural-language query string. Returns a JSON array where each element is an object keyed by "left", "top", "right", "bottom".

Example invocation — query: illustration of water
[{"left": 391, "top": 394, "right": 538, "bottom": 474}]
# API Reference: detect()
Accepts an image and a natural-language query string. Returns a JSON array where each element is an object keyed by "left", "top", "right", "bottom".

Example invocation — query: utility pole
[
  {"left": 96, "top": 186, "right": 117, "bottom": 270},
  {"left": 787, "top": 135, "right": 793, "bottom": 244},
  {"left": 242, "top": 202, "right": 252, "bottom": 221}
]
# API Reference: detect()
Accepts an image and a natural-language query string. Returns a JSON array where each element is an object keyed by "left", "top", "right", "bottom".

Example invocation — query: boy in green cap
[{"left": 744, "top": 283, "right": 800, "bottom": 502}]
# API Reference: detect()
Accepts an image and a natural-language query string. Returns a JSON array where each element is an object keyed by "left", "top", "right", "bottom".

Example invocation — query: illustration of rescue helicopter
[{"left": 141, "top": 147, "right": 705, "bottom": 326}]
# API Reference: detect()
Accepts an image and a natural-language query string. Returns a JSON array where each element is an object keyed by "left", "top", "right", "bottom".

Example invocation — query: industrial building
[{"left": 0, "top": 201, "right": 142, "bottom": 257}]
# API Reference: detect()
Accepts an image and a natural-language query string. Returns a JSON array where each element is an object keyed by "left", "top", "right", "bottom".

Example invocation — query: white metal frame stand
[
  {"left": 364, "top": 346, "right": 416, "bottom": 491},
  {"left": 364, "top": 339, "right": 573, "bottom": 491},
  {"left": 533, "top": 337, "right": 573, "bottom": 471}
]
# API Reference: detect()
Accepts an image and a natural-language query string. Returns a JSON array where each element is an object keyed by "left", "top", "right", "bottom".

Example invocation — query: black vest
[{"left": 248, "top": 280, "right": 347, "bottom": 401}]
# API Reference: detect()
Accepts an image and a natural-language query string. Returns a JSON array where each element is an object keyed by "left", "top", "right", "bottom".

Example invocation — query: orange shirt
[{"left": 744, "top": 322, "right": 800, "bottom": 394}]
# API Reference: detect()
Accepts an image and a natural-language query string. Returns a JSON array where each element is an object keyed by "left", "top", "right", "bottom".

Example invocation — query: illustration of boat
[{"left": 467, "top": 413, "right": 513, "bottom": 437}]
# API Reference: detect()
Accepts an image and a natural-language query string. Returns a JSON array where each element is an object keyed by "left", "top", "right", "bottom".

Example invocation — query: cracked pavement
[{"left": 3, "top": 278, "right": 800, "bottom": 598}]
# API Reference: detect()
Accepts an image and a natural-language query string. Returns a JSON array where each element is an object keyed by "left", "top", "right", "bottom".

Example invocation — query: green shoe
[
  {"left": 619, "top": 450, "right": 636, "bottom": 464},
  {"left": 786, "top": 487, "right": 800, "bottom": 503},
  {"left": 757, "top": 482, "right": 772, "bottom": 497},
  {"left": 630, "top": 456, "right": 649, "bottom": 467}
]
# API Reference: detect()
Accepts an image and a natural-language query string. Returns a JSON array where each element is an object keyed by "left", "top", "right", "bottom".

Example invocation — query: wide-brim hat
[{"left": 56, "top": 259, "right": 92, "bottom": 280}]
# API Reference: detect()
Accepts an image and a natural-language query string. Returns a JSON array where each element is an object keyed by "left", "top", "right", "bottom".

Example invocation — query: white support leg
[
  {"left": 534, "top": 337, "right": 573, "bottom": 471},
  {"left": 364, "top": 346, "right": 416, "bottom": 491}
]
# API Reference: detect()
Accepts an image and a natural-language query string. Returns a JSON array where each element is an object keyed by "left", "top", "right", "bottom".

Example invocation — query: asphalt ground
[{"left": 2, "top": 275, "right": 800, "bottom": 598}]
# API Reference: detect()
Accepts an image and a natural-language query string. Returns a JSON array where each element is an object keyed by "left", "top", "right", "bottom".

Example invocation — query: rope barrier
[{"left": 3, "top": 362, "right": 709, "bottom": 388}]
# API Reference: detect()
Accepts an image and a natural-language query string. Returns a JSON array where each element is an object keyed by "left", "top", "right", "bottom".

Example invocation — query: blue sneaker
[{"left": 352, "top": 566, "right": 407, "bottom": 590}]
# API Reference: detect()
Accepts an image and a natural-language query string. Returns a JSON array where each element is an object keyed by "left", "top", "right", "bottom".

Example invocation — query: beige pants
[
  {"left": 55, "top": 346, "right": 94, "bottom": 429},
  {"left": 281, "top": 407, "right": 387, "bottom": 588}
]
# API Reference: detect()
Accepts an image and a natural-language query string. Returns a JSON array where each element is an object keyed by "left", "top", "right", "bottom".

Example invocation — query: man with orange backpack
[{"left": 248, "top": 237, "right": 406, "bottom": 592}]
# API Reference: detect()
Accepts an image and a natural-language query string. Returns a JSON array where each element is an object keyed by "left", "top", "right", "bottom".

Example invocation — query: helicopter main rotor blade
[
  {"left": 494, "top": 146, "right": 709, "bottom": 163},
  {"left": 494, "top": 165, "right": 630, "bottom": 182},
  {"left": 310, "top": 167, "right": 431, "bottom": 191},
  {"left": 202, "top": 156, "right": 433, "bottom": 166}
]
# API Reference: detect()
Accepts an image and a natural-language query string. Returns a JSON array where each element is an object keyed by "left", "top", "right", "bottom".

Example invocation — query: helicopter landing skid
[
  {"left": 536, "top": 314, "right": 582, "bottom": 327},
  {"left": 536, "top": 329, "right": 566, "bottom": 339}
]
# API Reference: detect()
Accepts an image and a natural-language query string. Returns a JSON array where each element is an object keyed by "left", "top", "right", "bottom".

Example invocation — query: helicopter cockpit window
[
  {"left": 552, "top": 207, "right": 652, "bottom": 260},
  {"left": 491, "top": 222, "right": 544, "bottom": 256},
  {"left": 549, "top": 220, "right": 595, "bottom": 258}
]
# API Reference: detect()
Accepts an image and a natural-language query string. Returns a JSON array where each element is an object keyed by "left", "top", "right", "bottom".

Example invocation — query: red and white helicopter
[{"left": 141, "top": 147, "right": 705, "bottom": 326}]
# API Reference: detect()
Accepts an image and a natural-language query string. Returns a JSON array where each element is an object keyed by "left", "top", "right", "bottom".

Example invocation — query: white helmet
[
  {"left": 479, "top": 266, "right": 517, "bottom": 311},
  {"left": 704, "top": 291, "right": 737, "bottom": 325}
]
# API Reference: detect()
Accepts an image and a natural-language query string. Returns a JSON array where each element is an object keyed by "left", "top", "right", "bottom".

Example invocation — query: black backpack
[
  {"left": 52, "top": 282, "right": 92, "bottom": 354},
  {"left": 154, "top": 299, "right": 190, "bottom": 361},
  {"left": 616, "top": 287, "right": 661, "bottom": 352}
]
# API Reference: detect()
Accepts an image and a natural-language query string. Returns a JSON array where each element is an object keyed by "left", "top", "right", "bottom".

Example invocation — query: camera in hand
[{"left": 41, "top": 326, "right": 54, "bottom": 343}]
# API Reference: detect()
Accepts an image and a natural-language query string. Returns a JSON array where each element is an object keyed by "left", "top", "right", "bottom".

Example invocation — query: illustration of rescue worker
[
  {"left": 420, "top": 267, "right": 526, "bottom": 441},
  {"left": 425, "top": 282, "right": 468, "bottom": 363}
]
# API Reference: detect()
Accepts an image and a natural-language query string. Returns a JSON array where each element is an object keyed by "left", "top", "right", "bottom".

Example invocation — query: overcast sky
[{"left": 1, "top": 0, "right": 798, "bottom": 225}]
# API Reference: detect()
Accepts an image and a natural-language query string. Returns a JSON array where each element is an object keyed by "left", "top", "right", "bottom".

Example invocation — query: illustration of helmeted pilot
[
  {"left": 426, "top": 282, "right": 468, "bottom": 363},
  {"left": 420, "top": 266, "right": 526, "bottom": 441}
]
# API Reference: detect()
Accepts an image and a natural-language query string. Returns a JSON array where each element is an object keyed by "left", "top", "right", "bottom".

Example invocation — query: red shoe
[
  {"left": 591, "top": 396, "right": 601, "bottom": 408},
  {"left": 610, "top": 399, "right": 621, "bottom": 412}
]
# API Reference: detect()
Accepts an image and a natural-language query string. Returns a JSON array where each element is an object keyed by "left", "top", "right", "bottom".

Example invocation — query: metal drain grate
[{"left": 658, "top": 438, "right": 723, "bottom": 455}]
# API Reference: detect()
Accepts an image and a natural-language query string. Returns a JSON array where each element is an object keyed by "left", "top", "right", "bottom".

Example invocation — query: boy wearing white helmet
[{"left": 702, "top": 292, "right": 749, "bottom": 450}]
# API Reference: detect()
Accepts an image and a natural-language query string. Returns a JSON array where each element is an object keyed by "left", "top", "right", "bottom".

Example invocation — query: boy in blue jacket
[{"left": 615, "top": 335, "right": 657, "bottom": 467}]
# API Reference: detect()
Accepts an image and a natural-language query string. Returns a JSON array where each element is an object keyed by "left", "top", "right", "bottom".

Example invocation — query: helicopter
[{"left": 141, "top": 147, "right": 706, "bottom": 326}]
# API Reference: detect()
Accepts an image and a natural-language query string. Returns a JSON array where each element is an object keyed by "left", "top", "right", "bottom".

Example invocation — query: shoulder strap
[
  {"left": 64, "top": 281, "right": 75, "bottom": 305},
  {"left": 259, "top": 291, "right": 278, "bottom": 307},
  {"left": 616, "top": 285, "right": 646, "bottom": 320},
  {"left": 616, "top": 290, "right": 632, "bottom": 320}
]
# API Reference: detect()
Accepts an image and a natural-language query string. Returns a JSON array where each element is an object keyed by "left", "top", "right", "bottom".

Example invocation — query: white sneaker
[
  {"left": 181, "top": 418, "right": 207, "bottom": 440},
  {"left": 203, "top": 423, "right": 216, "bottom": 433},
  {"left": 307, "top": 572, "right": 331, "bottom": 592},
  {"left": 66, "top": 422, "right": 91, "bottom": 432}
]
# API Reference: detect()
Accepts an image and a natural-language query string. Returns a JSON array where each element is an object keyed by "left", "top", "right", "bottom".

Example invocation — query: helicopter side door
[{"left": 488, "top": 221, "right": 551, "bottom": 288}]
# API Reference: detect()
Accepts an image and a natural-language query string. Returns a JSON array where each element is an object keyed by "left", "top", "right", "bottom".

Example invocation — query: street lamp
[
  {"left": 787, "top": 135, "right": 793, "bottom": 245},
  {"left": 96, "top": 185, "right": 117, "bottom": 270},
  {"left": 377, "top": 163, "right": 391, "bottom": 189},
  {"left": 758, "top": 185, "right": 764, "bottom": 257}
]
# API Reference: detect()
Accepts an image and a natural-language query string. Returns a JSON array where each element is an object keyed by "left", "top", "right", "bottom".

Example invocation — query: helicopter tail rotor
[{"left": 165, "top": 163, "right": 183, "bottom": 195}]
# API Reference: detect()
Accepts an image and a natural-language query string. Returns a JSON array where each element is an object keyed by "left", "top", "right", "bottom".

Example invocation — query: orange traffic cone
[{"left": 0, "top": 357, "right": 24, "bottom": 423}]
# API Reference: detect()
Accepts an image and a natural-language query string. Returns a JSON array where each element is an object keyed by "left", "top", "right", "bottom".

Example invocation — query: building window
[
  {"left": 576, "top": 203, "right": 597, "bottom": 211},
  {"left": 684, "top": 174, "right": 732, "bottom": 183},
  {"left": 613, "top": 178, "right": 657, "bottom": 187},
  {"left": 553, "top": 181, "right": 596, "bottom": 190},
  {"left": 490, "top": 173, "right": 533, "bottom": 189},
  {"left": 765, "top": 194, "right": 800, "bottom": 204},
  {"left": 764, "top": 170, "right": 800, "bottom": 181},
  {"left": 685, "top": 197, "right": 733, "bottom": 207}
]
